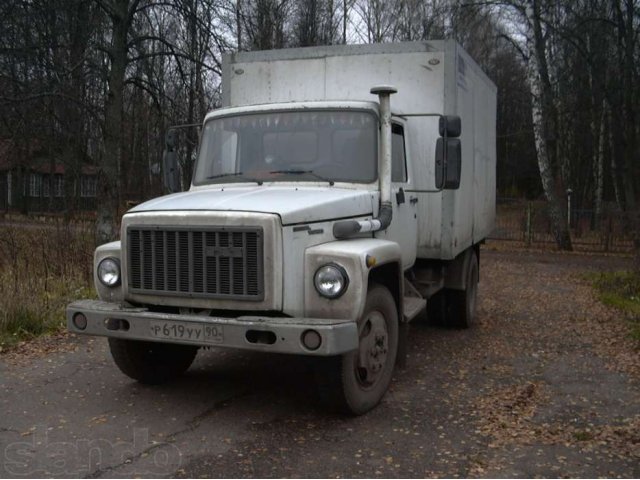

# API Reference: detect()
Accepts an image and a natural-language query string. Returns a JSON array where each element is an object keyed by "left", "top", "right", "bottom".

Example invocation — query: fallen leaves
[
  {"left": 468, "top": 250, "right": 640, "bottom": 476},
  {"left": 2, "top": 248, "right": 639, "bottom": 478},
  {"left": 475, "top": 381, "right": 549, "bottom": 448},
  {"left": 0, "top": 330, "right": 78, "bottom": 364}
]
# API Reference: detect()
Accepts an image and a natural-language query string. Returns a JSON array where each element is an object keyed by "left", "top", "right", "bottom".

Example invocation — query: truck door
[{"left": 380, "top": 122, "right": 418, "bottom": 269}]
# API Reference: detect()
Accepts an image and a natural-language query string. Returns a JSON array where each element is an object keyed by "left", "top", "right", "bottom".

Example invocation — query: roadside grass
[
  {"left": 590, "top": 271, "right": 640, "bottom": 342},
  {"left": 0, "top": 220, "right": 96, "bottom": 350}
]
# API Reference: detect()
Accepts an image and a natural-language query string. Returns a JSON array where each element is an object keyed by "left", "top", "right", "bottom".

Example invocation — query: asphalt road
[{"left": 1, "top": 249, "right": 639, "bottom": 478}]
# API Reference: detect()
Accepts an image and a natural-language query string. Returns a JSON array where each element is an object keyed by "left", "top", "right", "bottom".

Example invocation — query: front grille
[{"left": 127, "top": 226, "right": 263, "bottom": 300}]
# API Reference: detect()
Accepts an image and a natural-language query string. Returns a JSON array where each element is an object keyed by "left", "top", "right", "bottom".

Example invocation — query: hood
[{"left": 128, "top": 185, "right": 374, "bottom": 225}]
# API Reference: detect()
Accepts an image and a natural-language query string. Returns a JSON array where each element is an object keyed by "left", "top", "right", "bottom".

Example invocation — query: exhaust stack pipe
[{"left": 333, "top": 85, "right": 397, "bottom": 238}]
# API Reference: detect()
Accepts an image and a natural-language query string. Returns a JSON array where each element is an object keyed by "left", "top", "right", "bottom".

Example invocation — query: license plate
[{"left": 150, "top": 321, "right": 224, "bottom": 344}]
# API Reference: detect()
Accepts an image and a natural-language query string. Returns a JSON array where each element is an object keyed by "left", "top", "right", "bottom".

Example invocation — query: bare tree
[
  {"left": 95, "top": 0, "right": 133, "bottom": 243},
  {"left": 610, "top": 0, "right": 639, "bottom": 254},
  {"left": 495, "top": 0, "right": 572, "bottom": 249},
  {"left": 291, "top": 0, "right": 341, "bottom": 46},
  {"left": 94, "top": 0, "right": 227, "bottom": 242},
  {"left": 2, "top": 0, "right": 639, "bottom": 256},
  {"left": 240, "top": 0, "right": 290, "bottom": 50},
  {"left": 352, "top": 0, "right": 396, "bottom": 43}
]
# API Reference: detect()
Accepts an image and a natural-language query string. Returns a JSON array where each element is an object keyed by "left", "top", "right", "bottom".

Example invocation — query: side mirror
[
  {"left": 435, "top": 115, "right": 462, "bottom": 190},
  {"left": 162, "top": 129, "right": 180, "bottom": 193},
  {"left": 439, "top": 115, "right": 461, "bottom": 137}
]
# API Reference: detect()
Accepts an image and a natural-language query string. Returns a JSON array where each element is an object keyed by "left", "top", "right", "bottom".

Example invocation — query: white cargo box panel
[{"left": 222, "top": 41, "right": 496, "bottom": 261}]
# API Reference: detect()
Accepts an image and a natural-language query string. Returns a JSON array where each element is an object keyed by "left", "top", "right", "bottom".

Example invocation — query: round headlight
[
  {"left": 98, "top": 257, "right": 121, "bottom": 287},
  {"left": 314, "top": 264, "right": 349, "bottom": 299}
]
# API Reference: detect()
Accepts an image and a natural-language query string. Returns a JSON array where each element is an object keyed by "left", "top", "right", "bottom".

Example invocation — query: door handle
[{"left": 410, "top": 197, "right": 419, "bottom": 205}]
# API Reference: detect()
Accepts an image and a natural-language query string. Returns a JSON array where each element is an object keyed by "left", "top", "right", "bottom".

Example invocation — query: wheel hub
[{"left": 356, "top": 311, "right": 388, "bottom": 387}]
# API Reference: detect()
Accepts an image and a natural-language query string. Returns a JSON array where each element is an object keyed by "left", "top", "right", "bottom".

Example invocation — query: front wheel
[
  {"left": 316, "top": 284, "right": 399, "bottom": 415},
  {"left": 108, "top": 338, "right": 198, "bottom": 385}
]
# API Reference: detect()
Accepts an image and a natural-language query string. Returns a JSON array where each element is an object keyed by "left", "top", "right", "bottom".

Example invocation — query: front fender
[{"left": 304, "top": 238, "right": 402, "bottom": 321}]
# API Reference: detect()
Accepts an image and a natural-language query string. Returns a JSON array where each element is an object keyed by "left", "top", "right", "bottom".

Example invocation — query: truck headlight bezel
[
  {"left": 97, "top": 257, "right": 121, "bottom": 287},
  {"left": 314, "top": 263, "right": 349, "bottom": 299}
]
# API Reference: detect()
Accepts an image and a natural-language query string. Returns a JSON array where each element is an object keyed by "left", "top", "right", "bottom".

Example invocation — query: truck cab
[{"left": 67, "top": 41, "right": 496, "bottom": 415}]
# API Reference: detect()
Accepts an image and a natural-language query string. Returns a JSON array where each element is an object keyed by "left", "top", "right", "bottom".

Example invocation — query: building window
[
  {"left": 80, "top": 176, "right": 97, "bottom": 197},
  {"left": 43, "top": 176, "right": 50, "bottom": 197},
  {"left": 54, "top": 175, "right": 64, "bottom": 197},
  {"left": 29, "top": 173, "right": 42, "bottom": 197}
]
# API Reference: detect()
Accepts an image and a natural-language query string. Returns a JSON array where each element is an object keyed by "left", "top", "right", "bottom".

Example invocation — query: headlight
[
  {"left": 97, "top": 257, "right": 121, "bottom": 287},
  {"left": 314, "top": 264, "right": 349, "bottom": 299}
]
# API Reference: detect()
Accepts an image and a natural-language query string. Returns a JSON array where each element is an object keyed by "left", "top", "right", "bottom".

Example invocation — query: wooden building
[{"left": 0, "top": 141, "right": 98, "bottom": 214}]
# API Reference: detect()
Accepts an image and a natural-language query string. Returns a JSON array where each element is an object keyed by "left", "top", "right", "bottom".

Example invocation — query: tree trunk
[
  {"left": 593, "top": 101, "right": 605, "bottom": 225},
  {"left": 184, "top": 0, "right": 198, "bottom": 190},
  {"left": 236, "top": 0, "right": 242, "bottom": 50},
  {"left": 524, "top": 1, "right": 572, "bottom": 250},
  {"left": 97, "top": 0, "right": 130, "bottom": 244},
  {"left": 620, "top": 0, "right": 637, "bottom": 214},
  {"left": 343, "top": 0, "right": 348, "bottom": 44},
  {"left": 612, "top": 0, "right": 639, "bottom": 262},
  {"left": 608, "top": 100, "right": 624, "bottom": 210}
]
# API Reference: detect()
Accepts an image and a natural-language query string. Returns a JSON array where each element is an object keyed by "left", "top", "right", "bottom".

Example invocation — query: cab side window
[{"left": 392, "top": 124, "right": 407, "bottom": 182}]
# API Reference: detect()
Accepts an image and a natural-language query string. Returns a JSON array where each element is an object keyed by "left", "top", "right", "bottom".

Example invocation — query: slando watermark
[{"left": 4, "top": 426, "right": 182, "bottom": 476}]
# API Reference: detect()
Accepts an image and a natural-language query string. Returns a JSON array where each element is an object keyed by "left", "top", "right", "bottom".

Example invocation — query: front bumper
[{"left": 66, "top": 300, "right": 358, "bottom": 356}]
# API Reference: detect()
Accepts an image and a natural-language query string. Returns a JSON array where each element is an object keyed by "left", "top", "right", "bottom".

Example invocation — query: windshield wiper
[
  {"left": 206, "top": 172, "right": 263, "bottom": 185},
  {"left": 268, "top": 169, "right": 334, "bottom": 186}
]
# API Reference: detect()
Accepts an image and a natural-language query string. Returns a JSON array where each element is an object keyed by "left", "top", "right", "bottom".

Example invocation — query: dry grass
[
  {"left": 591, "top": 270, "right": 640, "bottom": 342},
  {"left": 0, "top": 218, "right": 96, "bottom": 350}
]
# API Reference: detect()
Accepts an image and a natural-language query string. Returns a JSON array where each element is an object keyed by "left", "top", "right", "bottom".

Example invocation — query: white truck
[{"left": 67, "top": 41, "right": 496, "bottom": 415}]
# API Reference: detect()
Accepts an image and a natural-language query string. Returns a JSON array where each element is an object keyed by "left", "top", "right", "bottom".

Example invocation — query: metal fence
[{"left": 489, "top": 199, "right": 634, "bottom": 253}]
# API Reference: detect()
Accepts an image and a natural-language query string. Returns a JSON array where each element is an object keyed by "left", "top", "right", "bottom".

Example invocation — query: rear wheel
[
  {"left": 316, "top": 284, "right": 398, "bottom": 415},
  {"left": 446, "top": 251, "right": 479, "bottom": 328},
  {"left": 108, "top": 338, "right": 198, "bottom": 385},
  {"left": 426, "top": 289, "right": 446, "bottom": 326}
]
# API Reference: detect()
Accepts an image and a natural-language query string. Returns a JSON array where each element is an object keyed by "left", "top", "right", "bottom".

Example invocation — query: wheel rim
[{"left": 355, "top": 309, "right": 389, "bottom": 389}]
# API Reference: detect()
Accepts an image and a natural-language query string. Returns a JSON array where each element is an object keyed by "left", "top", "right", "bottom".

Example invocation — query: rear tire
[
  {"left": 446, "top": 251, "right": 479, "bottom": 329},
  {"left": 315, "top": 284, "right": 398, "bottom": 415},
  {"left": 108, "top": 338, "right": 198, "bottom": 385},
  {"left": 426, "top": 289, "right": 446, "bottom": 326}
]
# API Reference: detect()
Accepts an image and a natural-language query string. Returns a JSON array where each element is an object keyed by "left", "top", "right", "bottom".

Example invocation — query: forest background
[{"left": 1, "top": 0, "right": 639, "bottom": 251}]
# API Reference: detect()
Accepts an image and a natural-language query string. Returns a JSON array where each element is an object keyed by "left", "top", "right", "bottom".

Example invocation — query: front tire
[
  {"left": 108, "top": 338, "right": 198, "bottom": 385},
  {"left": 316, "top": 284, "right": 398, "bottom": 415}
]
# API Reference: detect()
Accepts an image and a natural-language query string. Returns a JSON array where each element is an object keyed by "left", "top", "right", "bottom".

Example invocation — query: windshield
[{"left": 193, "top": 110, "right": 377, "bottom": 185}]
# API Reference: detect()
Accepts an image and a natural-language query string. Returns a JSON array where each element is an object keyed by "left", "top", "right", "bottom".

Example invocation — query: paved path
[{"left": 1, "top": 249, "right": 638, "bottom": 478}]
